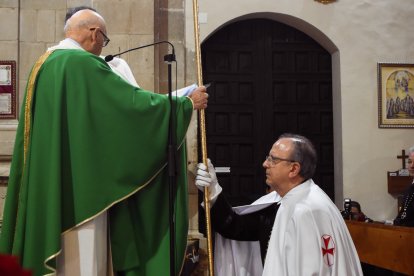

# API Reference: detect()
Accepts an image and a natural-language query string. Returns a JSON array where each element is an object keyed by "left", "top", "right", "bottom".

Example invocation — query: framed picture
[
  {"left": 378, "top": 62, "right": 414, "bottom": 128},
  {"left": 0, "top": 60, "right": 17, "bottom": 119}
]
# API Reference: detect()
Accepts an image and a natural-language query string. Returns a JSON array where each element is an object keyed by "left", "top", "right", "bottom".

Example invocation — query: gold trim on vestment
[
  {"left": 12, "top": 50, "right": 54, "bottom": 274},
  {"left": 24, "top": 51, "right": 54, "bottom": 165},
  {"left": 21, "top": 50, "right": 56, "bottom": 275}
]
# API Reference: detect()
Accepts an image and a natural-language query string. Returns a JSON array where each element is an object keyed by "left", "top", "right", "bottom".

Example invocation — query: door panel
[{"left": 200, "top": 19, "right": 333, "bottom": 207}]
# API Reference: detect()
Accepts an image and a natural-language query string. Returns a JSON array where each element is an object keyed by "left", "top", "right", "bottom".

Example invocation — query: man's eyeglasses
[
  {"left": 89, "top": 28, "right": 110, "bottom": 47},
  {"left": 265, "top": 155, "right": 296, "bottom": 167}
]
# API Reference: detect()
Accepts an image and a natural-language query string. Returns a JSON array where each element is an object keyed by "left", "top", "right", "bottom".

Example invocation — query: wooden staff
[{"left": 192, "top": 1, "right": 214, "bottom": 275}]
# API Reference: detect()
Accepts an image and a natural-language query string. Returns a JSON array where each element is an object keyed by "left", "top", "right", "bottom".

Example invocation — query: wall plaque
[{"left": 0, "top": 61, "right": 17, "bottom": 119}]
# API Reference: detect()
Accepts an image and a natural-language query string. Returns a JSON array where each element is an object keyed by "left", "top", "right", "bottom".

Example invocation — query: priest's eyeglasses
[
  {"left": 265, "top": 155, "right": 296, "bottom": 167},
  {"left": 90, "top": 28, "right": 110, "bottom": 47}
]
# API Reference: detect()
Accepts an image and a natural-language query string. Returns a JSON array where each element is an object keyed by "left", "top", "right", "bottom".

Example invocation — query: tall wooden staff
[{"left": 192, "top": 1, "right": 214, "bottom": 275}]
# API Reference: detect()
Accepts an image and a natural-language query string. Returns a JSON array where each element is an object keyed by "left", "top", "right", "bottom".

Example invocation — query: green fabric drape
[{"left": 0, "top": 49, "right": 193, "bottom": 276}]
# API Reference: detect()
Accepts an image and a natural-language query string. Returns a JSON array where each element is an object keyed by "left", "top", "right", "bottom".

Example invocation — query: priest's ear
[{"left": 89, "top": 28, "right": 100, "bottom": 44}]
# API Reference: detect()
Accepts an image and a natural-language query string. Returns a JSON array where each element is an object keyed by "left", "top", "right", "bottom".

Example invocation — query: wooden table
[{"left": 346, "top": 220, "right": 414, "bottom": 275}]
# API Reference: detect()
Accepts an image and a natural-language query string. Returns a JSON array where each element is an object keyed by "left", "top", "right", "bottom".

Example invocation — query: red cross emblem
[{"left": 321, "top": 234, "right": 335, "bottom": 266}]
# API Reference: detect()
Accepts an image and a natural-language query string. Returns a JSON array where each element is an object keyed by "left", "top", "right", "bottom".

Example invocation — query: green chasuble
[{"left": 0, "top": 49, "right": 194, "bottom": 276}]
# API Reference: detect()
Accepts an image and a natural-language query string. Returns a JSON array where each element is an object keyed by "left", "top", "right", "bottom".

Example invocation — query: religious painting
[
  {"left": 0, "top": 60, "right": 17, "bottom": 119},
  {"left": 378, "top": 62, "right": 414, "bottom": 128}
]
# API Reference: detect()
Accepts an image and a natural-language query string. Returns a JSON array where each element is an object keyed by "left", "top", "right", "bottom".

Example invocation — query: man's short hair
[
  {"left": 278, "top": 133, "right": 317, "bottom": 180},
  {"left": 65, "top": 6, "right": 97, "bottom": 23}
]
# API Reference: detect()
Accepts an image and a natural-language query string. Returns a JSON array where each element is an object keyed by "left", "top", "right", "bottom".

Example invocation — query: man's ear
[
  {"left": 289, "top": 162, "right": 301, "bottom": 177},
  {"left": 90, "top": 28, "right": 98, "bottom": 44}
]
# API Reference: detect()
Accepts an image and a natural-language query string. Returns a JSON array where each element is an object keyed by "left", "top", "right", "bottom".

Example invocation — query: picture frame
[
  {"left": 0, "top": 60, "right": 17, "bottom": 120},
  {"left": 378, "top": 62, "right": 414, "bottom": 128}
]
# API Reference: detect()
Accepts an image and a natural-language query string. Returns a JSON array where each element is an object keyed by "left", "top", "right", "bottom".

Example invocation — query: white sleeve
[{"left": 107, "top": 58, "right": 140, "bottom": 87}]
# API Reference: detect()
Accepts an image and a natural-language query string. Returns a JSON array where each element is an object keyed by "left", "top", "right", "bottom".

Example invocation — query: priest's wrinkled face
[
  {"left": 408, "top": 151, "right": 414, "bottom": 177},
  {"left": 263, "top": 138, "right": 300, "bottom": 197}
]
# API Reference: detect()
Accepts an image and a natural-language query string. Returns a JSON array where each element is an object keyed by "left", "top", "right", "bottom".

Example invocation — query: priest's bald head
[
  {"left": 64, "top": 9, "right": 109, "bottom": 56},
  {"left": 65, "top": 6, "right": 97, "bottom": 23},
  {"left": 263, "top": 133, "right": 317, "bottom": 197}
]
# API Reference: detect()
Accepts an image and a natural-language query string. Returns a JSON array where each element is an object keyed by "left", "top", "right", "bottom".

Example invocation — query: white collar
[
  {"left": 251, "top": 191, "right": 281, "bottom": 205},
  {"left": 280, "top": 179, "right": 313, "bottom": 203},
  {"left": 47, "top": 38, "right": 85, "bottom": 51}
]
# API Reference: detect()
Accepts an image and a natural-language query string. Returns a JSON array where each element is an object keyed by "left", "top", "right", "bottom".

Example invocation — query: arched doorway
[{"left": 200, "top": 18, "right": 334, "bottom": 205}]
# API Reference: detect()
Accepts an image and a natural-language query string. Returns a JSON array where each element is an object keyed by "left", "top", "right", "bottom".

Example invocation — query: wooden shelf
[{"left": 387, "top": 172, "right": 411, "bottom": 196}]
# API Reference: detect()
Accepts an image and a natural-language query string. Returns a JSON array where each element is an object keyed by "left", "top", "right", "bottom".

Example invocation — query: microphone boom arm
[{"left": 104, "top": 41, "right": 175, "bottom": 62}]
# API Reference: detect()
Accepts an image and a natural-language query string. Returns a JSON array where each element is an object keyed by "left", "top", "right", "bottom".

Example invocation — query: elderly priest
[{"left": 0, "top": 9, "right": 208, "bottom": 276}]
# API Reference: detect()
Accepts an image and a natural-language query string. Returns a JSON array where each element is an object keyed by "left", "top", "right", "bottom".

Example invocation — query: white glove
[{"left": 195, "top": 159, "right": 222, "bottom": 206}]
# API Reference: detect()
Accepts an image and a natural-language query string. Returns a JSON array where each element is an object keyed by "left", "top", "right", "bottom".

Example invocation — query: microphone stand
[{"left": 164, "top": 52, "right": 177, "bottom": 276}]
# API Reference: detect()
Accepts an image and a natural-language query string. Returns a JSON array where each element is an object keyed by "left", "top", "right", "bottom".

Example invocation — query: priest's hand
[
  {"left": 196, "top": 159, "right": 222, "bottom": 205},
  {"left": 188, "top": 86, "right": 208, "bottom": 110}
]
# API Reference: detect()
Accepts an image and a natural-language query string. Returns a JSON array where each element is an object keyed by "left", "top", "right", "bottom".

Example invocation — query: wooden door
[{"left": 200, "top": 19, "right": 333, "bottom": 206}]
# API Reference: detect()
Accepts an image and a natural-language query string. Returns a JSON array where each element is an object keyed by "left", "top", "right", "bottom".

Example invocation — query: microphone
[
  {"left": 104, "top": 41, "right": 175, "bottom": 62},
  {"left": 105, "top": 40, "right": 175, "bottom": 62}
]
